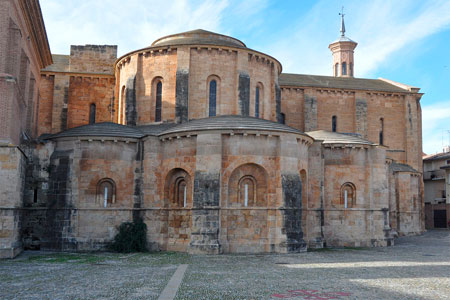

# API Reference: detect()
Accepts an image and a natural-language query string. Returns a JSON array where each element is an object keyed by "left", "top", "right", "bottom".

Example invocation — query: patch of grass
[
  {"left": 128, "top": 251, "right": 192, "bottom": 266},
  {"left": 25, "top": 253, "right": 108, "bottom": 264},
  {"left": 339, "top": 247, "right": 370, "bottom": 251},
  {"left": 307, "top": 247, "right": 335, "bottom": 252}
]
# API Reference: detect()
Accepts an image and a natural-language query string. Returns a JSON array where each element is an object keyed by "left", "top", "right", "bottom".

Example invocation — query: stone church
[{"left": 0, "top": 0, "right": 424, "bottom": 258}]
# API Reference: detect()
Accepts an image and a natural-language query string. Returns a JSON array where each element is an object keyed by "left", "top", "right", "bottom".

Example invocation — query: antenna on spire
[{"left": 339, "top": 6, "right": 346, "bottom": 37}]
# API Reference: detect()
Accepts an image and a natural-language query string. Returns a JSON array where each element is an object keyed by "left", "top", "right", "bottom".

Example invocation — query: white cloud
[
  {"left": 263, "top": 0, "right": 450, "bottom": 76},
  {"left": 40, "top": 0, "right": 230, "bottom": 55},
  {"left": 422, "top": 101, "right": 450, "bottom": 154},
  {"left": 354, "top": 0, "right": 450, "bottom": 76}
]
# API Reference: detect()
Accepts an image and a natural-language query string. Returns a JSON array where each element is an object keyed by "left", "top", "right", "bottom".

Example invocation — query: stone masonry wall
[
  {"left": 320, "top": 145, "right": 390, "bottom": 247},
  {"left": 67, "top": 76, "right": 115, "bottom": 128},
  {"left": 69, "top": 45, "right": 117, "bottom": 74},
  {"left": 0, "top": 146, "right": 26, "bottom": 258}
]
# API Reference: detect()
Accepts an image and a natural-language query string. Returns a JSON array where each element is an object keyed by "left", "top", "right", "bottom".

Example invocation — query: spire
[
  {"left": 328, "top": 7, "right": 357, "bottom": 77},
  {"left": 339, "top": 7, "right": 345, "bottom": 37}
]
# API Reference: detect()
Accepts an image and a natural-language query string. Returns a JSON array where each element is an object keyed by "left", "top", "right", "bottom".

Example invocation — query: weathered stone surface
[
  {"left": 125, "top": 75, "right": 137, "bottom": 126},
  {"left": 193, "top": 172, "right": 220, "bottom": 207},
  {"left": 238, "top": 72, "right": 250, "bottom": 116},
  {"left": 281, "top": 174, "right": 306, "bottom": 252},
  {"left": 175, "top": 70, "right": 189, "bottom": 123}
]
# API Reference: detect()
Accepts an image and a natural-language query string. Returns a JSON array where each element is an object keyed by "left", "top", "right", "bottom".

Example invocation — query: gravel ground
[{"left": 1, "top": 230, "right": 449, "bottom": 300}]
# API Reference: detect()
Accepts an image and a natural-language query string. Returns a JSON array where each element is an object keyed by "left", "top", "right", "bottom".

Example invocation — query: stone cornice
[{"left": 18, "top": 0, "right": 52, "bottom": 68}]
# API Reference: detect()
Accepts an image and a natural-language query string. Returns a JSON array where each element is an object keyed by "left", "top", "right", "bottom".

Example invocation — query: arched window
[
  {"left": 155, "top": 81, "right": 162, "bottom": 122},
  {"left": 342, "top": 62, "right": 347, "bottom": 76},
  {"left": 97, "top": 178, "right": 116, "bottom": 208},
  {"left": 340, "top": 183, "right": 355, "bottom": 208},
  {"left": 175, "top": 178, "right": 187, "bottom": 207},
  {"left": 238, "top": 176, "right": 256, "bottom": 207},
  {"left": 332, "top": 115, "right": 337, "bottom": 132},
  {"left": 164, "top": 168, "right": 191, "bottom": 208},
  {"left": 89, "top": 103, "right": 96, "bottom": 125},
  {"left": 209, "top": 80, "right": 217, "bottom": 117},
  {"left": 379, "top": 118, "right": 384, "bottom": 145},
  {"left": 255, "top": 86, "right": 260, "bottom": 118},
  {"left": 228, "top": 163, "right": 268, "bottom": 207},
  {"left": 335, "top": 63, "right": 339, "bottom": 76},
  {"left": 350, "top": 63, "right": 353, "bottom": 76},
  {"left": 120, "top": 86, "right": 126, "bottom": 124}
]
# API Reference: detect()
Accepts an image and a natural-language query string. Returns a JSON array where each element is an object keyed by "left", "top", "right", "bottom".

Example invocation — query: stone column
[
  {"left": 304, "top": 92, "right": 317, "bottom": 132},
  {"left": 355, "top": 96, "right": 368, "bottom": 139},
  {"left": 189, "top": 133, "right": 221, "bottom": 254},
  {"left": 175, "top": 46, "right": 190, "bottom": 123},
  {"left": 278, "top": 134, "right": 307, "bottom": 252}
]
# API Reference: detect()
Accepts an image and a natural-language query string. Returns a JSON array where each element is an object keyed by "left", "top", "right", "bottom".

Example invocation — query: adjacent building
[
  {"left": 0, "top": 1, "right": 424, "bottom": 257},
  {"left": 424, "top": 148, "right": 450, "bottom": 229}
]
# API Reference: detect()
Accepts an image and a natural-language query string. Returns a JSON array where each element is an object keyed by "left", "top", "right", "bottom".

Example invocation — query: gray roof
[
  {"left": 390, "top": 162, "right": 419, "bottom": 173},
  {"left": 423, "top": 152, "right": 450, "bottom": 161},
  {"left": 279, "top": 73, "right": 411, "bottom": 93},
  {"left": 331, "top": 36, "right": 357, "bottom": 44},
  {"left": 138, "top": 123, "right": 178, "bottom": 136},
  {"left": 151, "top": 29, "right": 246, "bottom": 49},
  {"left": 45, "top": 116, "right": 307, "bottom": 140},
  {"left": 48, "top": 122, "right": 144, "bottom": 139},
  {"left": 306, "top": 130, "right": 375, "bottom": 145},
  {"left": 41, "top": 54, "right": 69, "bottom": 72},
  {"left": 160, "top": 115, "right": 305, "bottom": 136}
]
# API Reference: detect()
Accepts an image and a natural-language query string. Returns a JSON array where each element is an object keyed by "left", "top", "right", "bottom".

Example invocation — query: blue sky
[{"left": 40, "top": 0, "right": 450, "bottom": 154}]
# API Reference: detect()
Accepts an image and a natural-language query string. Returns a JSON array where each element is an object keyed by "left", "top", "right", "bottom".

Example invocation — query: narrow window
[
  {"left": 244, "top": 184, "right": 249, "bottom": 207},
  {"left": 176, "top": 179, "right": 187, "bottom": 207},
  {"left": 342, "top": 62, "right": 347, "bottom": 76},
  {"left": 350, "top": 63, "right": 353, "bottom": 76},
  {"left": 97, "top": 179, "right": 115, "bottom": 207},
  {"left": 255, "top": 86, "right": 260, "bottom": 118},
  {"left": 335, "top": 63, "right": 339, "bottom": 76},
  {"left": 89, "top": 103, "right": 96, "bottom": 124},
  {"left": 33, "top": 188, "right": 37, "bottom": 203},
  {"left": 120, "top": 86, "right": 126, "bottom": 124},
  {"left": 155, "top": 81, "right": 162, "bottom": 122},
  {"left": 183, "top": 184, "right": 187, "bottom": 207},
  {"left": 344, "top": 189, "right": 348, "bottom": 208},
  {"left": 332, "top": 115, "right": 337, "bottom": 132},
  {"left": 239, "top": 176, "right": 255, "bottom": 207},
  {"left": 209, "top": 80, "right": 217, "bottom": 117},
  {"left": 379, "top": 118, "right": 384, "bottom": 145},
  {"left": 103, "top": 185, "right": 108, "bottom": 208},
  {"left": 280, "top": 113, "right": 286, "bottom": 124},
  {"left": 340, "top": 183, "right": 355, "bottom": 208}
]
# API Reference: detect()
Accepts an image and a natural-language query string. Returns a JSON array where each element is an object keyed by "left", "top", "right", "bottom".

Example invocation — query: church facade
[{"left": 0, "top": 0, "right": 424, "bottom": 257}]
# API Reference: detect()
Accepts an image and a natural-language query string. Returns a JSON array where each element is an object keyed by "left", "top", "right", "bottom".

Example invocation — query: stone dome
[{"left": 151, "top": 29, "right": 246, "bottom": 48}]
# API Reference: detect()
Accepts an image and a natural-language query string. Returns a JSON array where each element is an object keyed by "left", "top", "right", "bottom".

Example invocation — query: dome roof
[
  {"left": 151, "top": 29, "right": 246, "bottom": 48},
  {"left": 47, "top": 122, "right": 144, "bottom": 139},
  {"left": 160, "top": 115, "right": 305, "bottom": 136},
  {"left": 45, "top": 116, "right": 309, "bottom": 140},
  {"left": 306, "top": 130, "right": 375, "bottom": 145}
]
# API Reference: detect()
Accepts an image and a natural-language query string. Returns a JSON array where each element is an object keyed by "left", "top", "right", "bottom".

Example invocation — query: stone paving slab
[{"left": 0, "top": 230, "right": 449, "bottom": 300}]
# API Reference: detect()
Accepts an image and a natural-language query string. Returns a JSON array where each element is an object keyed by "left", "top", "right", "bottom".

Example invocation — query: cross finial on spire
[{"left": 339, "top": 6, "right": 346, "bottom": 37}]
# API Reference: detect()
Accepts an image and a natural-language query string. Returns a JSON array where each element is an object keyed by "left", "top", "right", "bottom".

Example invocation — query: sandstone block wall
[
  {"left": 67, "top": 76, "right": 115, "bottom": 128},
  {"left": 116, "top": 44, "right": 281, "bottom": 126},
  {"left": 69, "top": 45, "right": 117, "bottom": 74},
  {"left": 0, "top": 146, "right": 25, "bottom": 258},
  {"left": 281, "top": 88, "right": 421, "bottom": 172},
  {"left": 0, "top": 0, "right": 44, "bottom": 143},
  {"left": 306, "top": 144, "right": 393, "bottom": 247},
  {"left": 39, "top": 45, "right": 117, "bottom": 134}
]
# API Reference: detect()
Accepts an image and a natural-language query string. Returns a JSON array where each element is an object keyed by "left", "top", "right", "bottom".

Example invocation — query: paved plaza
[{"left": 1, "top": 230, "right": 449, "bottom": 300}]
